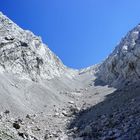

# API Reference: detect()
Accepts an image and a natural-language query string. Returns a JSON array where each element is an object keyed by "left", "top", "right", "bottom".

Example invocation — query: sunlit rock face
[
  {"left": 0, "top": 12, "right": 76, "bottom": 81},
  {"left": 97, "top": 24, "right": 140, "bottom": 86}
]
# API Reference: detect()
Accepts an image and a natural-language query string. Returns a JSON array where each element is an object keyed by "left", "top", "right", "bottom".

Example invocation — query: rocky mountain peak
[
  {"left": 0, "top": 12, "right": 74, "bottom": 81},
  {"left": 97, "top": 24, "right": 140, "bottom": 87}
]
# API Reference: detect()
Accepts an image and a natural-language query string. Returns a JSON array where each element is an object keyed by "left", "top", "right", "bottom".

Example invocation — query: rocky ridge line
[
  {"left": 97, "top": 24, "right": 140, "bottom": 87},
  {"left": 0, "top": 12, "right": 76, "bottom": 81}
]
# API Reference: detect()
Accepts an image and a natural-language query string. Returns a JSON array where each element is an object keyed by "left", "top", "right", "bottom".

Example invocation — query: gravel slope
[{"left": 0, "top": 12, "right": 140, "bottom": 140}]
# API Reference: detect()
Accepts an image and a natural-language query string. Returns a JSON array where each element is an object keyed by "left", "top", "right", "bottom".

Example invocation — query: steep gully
[{"left": 0, "top": 12, "right": 140, "bottom": 140}]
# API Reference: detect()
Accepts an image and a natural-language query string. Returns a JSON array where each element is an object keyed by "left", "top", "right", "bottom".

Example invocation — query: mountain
[
  {"left": 0, "top": 12, "right": 77, "bottom": 81},
  {"left": 0, "top": 12, "right": 140, "bottom": 140},
  {"left": 0, "top": 11, "right": 82, "bottom": 115},
  {"left": 0, "top": 12, "right": 85, "bottom": 139},
  {"left": 97, "top": 24, "right": 140, "bottom": 87},
  {"left": 69, "top": 25, "right": 140, "bottom": 140}
]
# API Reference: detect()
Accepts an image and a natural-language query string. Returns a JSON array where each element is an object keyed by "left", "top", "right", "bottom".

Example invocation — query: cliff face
[
  {"left": 97, "top": 24, "right": 140, "bottom": 86},
  {"left": 0, "top": 12, "right": 76, "bottom": 81}
]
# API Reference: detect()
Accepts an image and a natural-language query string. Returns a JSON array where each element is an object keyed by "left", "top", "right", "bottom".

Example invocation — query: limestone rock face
[
  {"left": 0, "top": 12, "right": 75, "bottom": 81},
  {"left": 97, "top": 24, "right": 140, "bottom": 86}
]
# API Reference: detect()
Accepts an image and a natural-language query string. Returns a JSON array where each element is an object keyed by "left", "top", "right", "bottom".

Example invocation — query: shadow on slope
[
  {"left": 94, "top": 78, "right": 108, "bottom": 87},
  {"left": 68, "top": 82, "right": 140, "bottom": 139}
]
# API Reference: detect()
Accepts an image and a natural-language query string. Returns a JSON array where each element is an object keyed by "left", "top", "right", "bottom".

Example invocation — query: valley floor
[{"left": 0, "top": 71, "right": 140, "bottom": 140}]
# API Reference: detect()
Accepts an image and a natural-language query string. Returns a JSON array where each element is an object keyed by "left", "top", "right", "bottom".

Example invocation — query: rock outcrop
[
  {"left": 97, "top": 24, "right": 140, "bottom": 87},
  {"left": 0, "top": 12, "right": 76, "bottom": 81}
]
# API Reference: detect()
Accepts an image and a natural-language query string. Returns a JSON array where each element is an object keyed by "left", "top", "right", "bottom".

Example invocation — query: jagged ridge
[
  {"left": 0, "top": 12, "right": 76, "bottom": 81},
  {"left": 97, "top": 24, "right": 140, "bottom": 86}
]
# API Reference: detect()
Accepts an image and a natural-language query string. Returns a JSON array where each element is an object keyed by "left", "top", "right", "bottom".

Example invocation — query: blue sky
[{"left": 0, "top": 0, "right": 140, "bottom": 69}]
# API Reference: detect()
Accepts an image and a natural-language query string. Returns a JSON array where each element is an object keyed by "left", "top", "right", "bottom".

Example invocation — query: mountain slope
[
  {"left": 0, "top": 11, "right": 140, "bottom": 140},
  {"left": 0, "top": 12, "right": 77, "bottom": 81},
  {"left": 0, "top": 12, "right": 86, "bottom": 139},
  {"left": 0, "top": 12, "right": 83, "bottom": 116},
  {"left": 97, "top": 24, "right": 140, "bottom": 87},
  {"left": 68, "top": 24, "right": 140, "bottom": 140}
]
